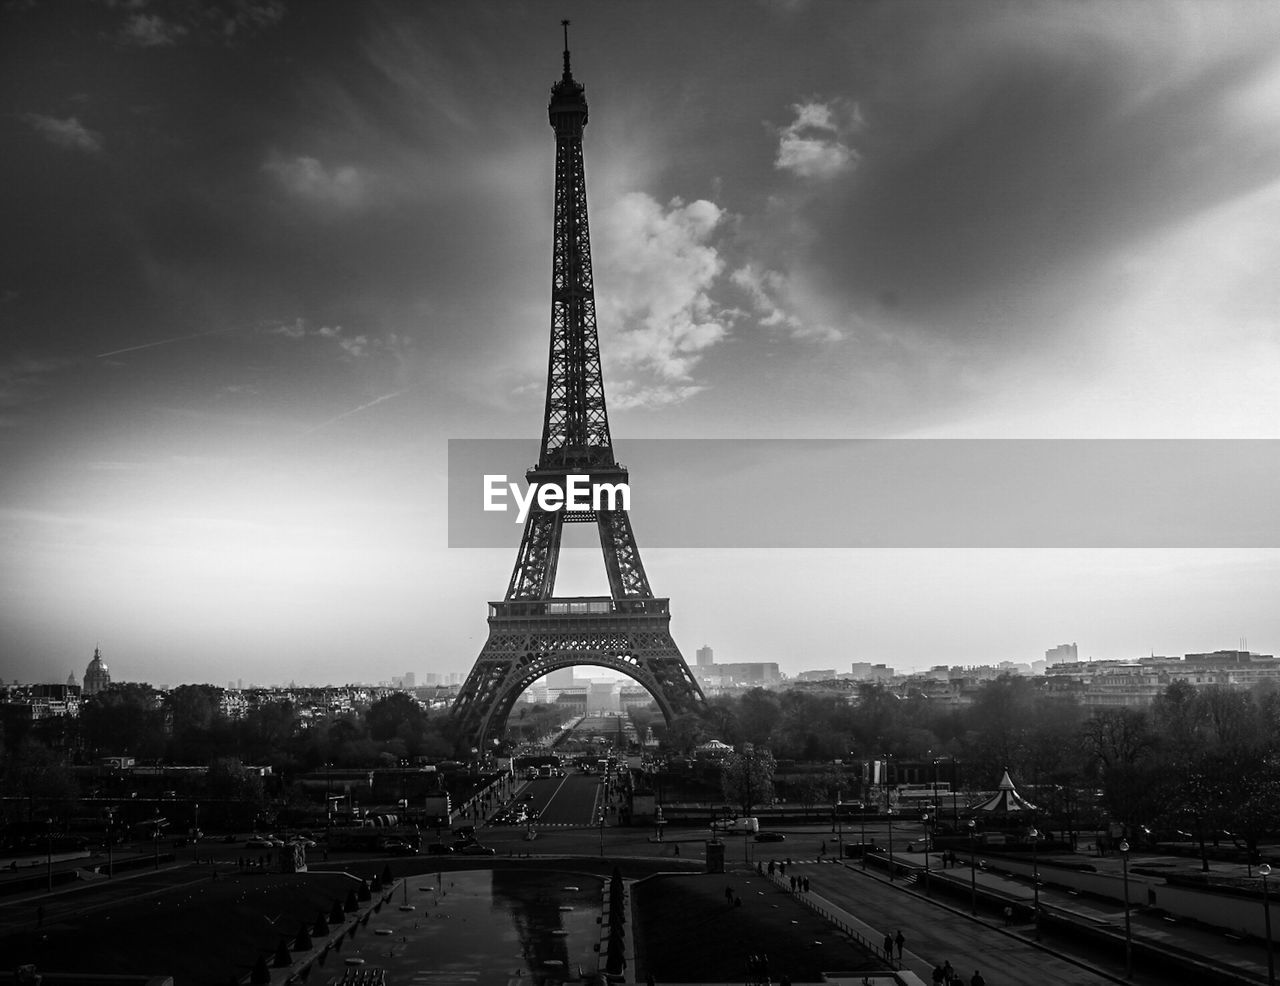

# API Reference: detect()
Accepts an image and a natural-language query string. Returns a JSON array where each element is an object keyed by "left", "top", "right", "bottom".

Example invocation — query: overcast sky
[{"left": 3, "top": 0, "right": 1280, "bottom": 688}]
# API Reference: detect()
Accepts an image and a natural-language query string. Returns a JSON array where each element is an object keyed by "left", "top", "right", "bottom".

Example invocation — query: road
[{"left": 790, "top": 860, "right": 1160, "bottom": 986}]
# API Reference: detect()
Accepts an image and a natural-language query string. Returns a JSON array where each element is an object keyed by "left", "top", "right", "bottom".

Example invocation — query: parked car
[
  {"left": 382, "top": 840, "right": 417, "bottom": 856},
  {"left": 754, "top": 832, "right": 786, "bottom": 843},
  {"left": 456, "top": 843, "right": 497, "bottom": 856}
]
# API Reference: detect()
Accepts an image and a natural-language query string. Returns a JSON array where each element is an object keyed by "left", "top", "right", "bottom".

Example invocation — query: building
[
  {"left": 1046, "top": 642, "right": 1078, "bottom": 665},
  {"left": 83, "top": 647, "right": 111, "bottom": 696},
  {"left": 696, "top": 645, "right": 714, "bottom": 666},
  {"left": 849, "top": 662, "right": 895, "bottom": 682}
]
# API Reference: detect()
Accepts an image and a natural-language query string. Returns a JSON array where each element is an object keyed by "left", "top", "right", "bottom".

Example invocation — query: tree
[
  {"left": 80, "top": 683, "right": 165, "bottom": 759},
  {"left": 0, "top": 739, "right": 79, "bottom": 802},
  {"left": 721, "top": 746, "right": 777, "bottom": 815},
  {"left": 165, "top": 684, "right": 227, "bottom": 764}
]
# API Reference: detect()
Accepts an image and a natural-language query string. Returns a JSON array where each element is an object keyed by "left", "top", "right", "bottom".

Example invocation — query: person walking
[
  {"left": 883, "top": 932, "right": 894, "bottom": 963},
  {"left": 942, "top": 960, "right": 955, "bottom": 984},
  {"left": 970, "top": 972, "right": 986, "bottom": 986},
  {"left": 931, "top": 963, "right": 944, "bottom": 985},
  {"left": 894, "top": 929, "right": 905, "bottom": 961},
  {"left": 819, "top": 840, "right": 826, "bottom": 859}
]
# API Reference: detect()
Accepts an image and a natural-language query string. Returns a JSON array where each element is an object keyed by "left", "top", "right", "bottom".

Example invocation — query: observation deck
[{"left": 488, "top": 596, "right": 670, "bottom": 620}]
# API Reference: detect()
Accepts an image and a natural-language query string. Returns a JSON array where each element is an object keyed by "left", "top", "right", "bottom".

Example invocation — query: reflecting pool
[{"left": 317, "top": 869, "right": 604, "bottom": 985}]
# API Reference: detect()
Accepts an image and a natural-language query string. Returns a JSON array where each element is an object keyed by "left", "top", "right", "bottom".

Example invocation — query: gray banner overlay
[{"left": 448, "top": 439, "right": 1280, "bottom": 548}]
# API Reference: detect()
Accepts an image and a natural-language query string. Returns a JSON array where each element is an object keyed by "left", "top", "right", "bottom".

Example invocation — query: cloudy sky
[{"left": 3, "top": 0, "right": 1280, "bottom": 688}]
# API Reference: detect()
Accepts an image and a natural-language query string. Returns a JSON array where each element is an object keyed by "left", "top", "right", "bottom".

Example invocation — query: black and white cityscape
[{"left": 3, "top": 3, "right": 1280, "bottom": 985}]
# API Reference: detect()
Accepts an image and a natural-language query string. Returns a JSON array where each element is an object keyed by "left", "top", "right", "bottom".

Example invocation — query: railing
[{"left": 489, "top": 597, "right": 670, "bottom": 618}]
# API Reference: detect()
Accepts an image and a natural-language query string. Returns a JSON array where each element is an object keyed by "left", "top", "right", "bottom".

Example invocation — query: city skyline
[{"left": 4, "top": 2, "right": 1280, "bottom": 687}]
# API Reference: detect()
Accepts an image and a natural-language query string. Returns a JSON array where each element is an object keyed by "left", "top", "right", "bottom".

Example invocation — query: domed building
[{"left": 83, "top": 647, "right": 111, "bottom": 696}]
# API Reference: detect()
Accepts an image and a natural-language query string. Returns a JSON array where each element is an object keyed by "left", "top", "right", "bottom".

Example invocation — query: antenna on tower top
[{"left": 562, "top": 19, "right": 572, "bottom": 78}]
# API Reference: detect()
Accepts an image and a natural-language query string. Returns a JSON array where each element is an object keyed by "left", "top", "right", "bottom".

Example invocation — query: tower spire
[{"left": 562, "top": 19, "right": 572, "bottom": 80}]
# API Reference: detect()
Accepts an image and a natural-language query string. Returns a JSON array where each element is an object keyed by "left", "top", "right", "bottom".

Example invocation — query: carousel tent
[{"left": 971, "top": 769, "right": 1037, "bottom": 813}]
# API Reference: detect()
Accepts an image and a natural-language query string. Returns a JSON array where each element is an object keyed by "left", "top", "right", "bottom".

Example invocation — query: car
[
  {"left": 456, "top": 843, "right": 497, "bottom": 856},
  {"left": 425, "top": 843, "right": 453, "bottom": 855},
  {"left": 754, "top": 832, "right": 786, "bottom": 843},
  {"left": 383, "top": 840, "right": 418, "bottom": 856},
  {"left": 244, "top": 836, "right": 274, "bottom": 848}
]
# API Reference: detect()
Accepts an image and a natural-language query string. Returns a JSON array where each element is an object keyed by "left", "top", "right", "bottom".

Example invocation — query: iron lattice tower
[{"left": 451, "top": 27, "right": 705, "bottom": 751}]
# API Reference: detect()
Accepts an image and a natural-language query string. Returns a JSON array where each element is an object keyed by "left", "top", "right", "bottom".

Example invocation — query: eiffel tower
[{"left": 451, "top": 25, "right": 705, "bottom": 752}]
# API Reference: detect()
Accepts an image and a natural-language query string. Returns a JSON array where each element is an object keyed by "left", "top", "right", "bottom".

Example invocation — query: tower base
[{"left": 451, "top": 596, "right": 704, "bottom": 751}]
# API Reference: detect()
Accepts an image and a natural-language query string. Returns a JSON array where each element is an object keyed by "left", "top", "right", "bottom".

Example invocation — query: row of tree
[{"left": 643, "top": 677, "right": 1280, "bottom": 858}]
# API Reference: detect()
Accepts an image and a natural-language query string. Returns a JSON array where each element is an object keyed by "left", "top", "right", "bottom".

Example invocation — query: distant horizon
[{"left": 22, "top": 642, "right": 1276, "bottom": 694}]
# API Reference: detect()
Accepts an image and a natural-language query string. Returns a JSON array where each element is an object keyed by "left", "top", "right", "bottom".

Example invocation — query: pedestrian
[
  {"left": 673, "top": 842, "right": 680, "bottom": 857},
  {"left": 725, "top": 884, "right": 734, "bottom": 904},
  {"left": 943, "top": 960, "right": 954, "bottom": 984},
  {"left": 820, "top": 840, "right": 826, "bottom": 858},
  {"left": 1002, "top": 905, "right": 1012, "bottom": 926},
  {"left": 768, "top": 859, "right": 775, "bottom": 875},
  {"left": 803, "top": 876, "right": 810, "bottom": 892},
  {"left": 883, "top": 933, "right": 894, "bottom": 962},
  {"left": 970, "top": 971, "right": 986, "bottom": 986},
  {"left": 894, "top": 929, "right": 905, "bottom": 961},
  {"left": 790, "top": 875, "right": 797, "bottom": 892},
  {"left": 931, "top": 965, "right": 944, "bottom": 986},
  {"left": 780, "top": 860, "right": 786, "bottom": 875}
]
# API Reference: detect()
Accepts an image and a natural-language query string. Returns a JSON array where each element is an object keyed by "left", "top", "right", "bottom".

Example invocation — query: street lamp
[
  {"left": 922, "top": 813, "right": 931, "bottom": 894},
  {"left": 887, "top": 807, "right": 896, "bottom": 882},
  {"left": 104, "top": 808, "right": 115, "bottom": 878},
  {"left": 1119, "top": 839, "right": 1132, "bottom": 978},
  {"left": 1260, "top": 863, "right": 1275, "bottom": 986},
  {"left": 860, "top": 805, "right": 867, "bottom": 870},
  {"left": 325, "top": 761, "right": 333, "bottom": 841},
  {"left": 835, "top": 799, "right": 843, "bottom": 857},
  {"left": 598, "top": 809, "right": 606, "bottom": 857},
  {"left": 46, "top": 817, "right": 54, "bottom": 892},
  {"left": 968, "top": 819, "right": 977, "bottom": 915},
  {"left": 1029, "top": 827, "right": 1041, "bottom": 940}
]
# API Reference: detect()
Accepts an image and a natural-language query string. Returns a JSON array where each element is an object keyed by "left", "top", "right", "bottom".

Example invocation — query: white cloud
[
  {"left": 268, "top": 319, "right": 368, "bottom": 359},
  {"left": 731, "top": 264, "right": 843, "bottom": 342},
  {"left": 25, "top": 114, "right": 102, "bottom": 154},
  {"left": 774, "top": 99, "right": 862, "bottom": 180},
  {"left": 118, "top": 13, "right": 188, "bottom": 47},
  {"left": 593, "top": 193, "right": 729, "bottom": 406},
  {"left": 263, "top": 154, "right": 368, "bottom": 210}
]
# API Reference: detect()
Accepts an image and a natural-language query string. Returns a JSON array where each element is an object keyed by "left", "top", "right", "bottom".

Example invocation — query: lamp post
[
  {"left": 922, "top": 812, "right": 931, "bottom": 895},
  {"left": 1029, "top": 826, "right": 1041, "bottom": 940},
  {"left": 860, "top": 806, "right": 867, "bottom": 870},
  {"left": 104, "top": 808, "right": 114, "bottom": 878},
  {"left": 325, "top": 761, "right": 333, "bottom": 842},
  {"left": 46, "top": 817, "right": 54, "bottom": 892},
  {"left": 887, "top": 807, "right": 896, "bottom": 882},
  {"left": 1261, "top": 863, "right": 1275, "bottom": 986},
  {"left": 835, "top": 799, "right": 843, "bottom": 858},
  {"left": 968, "top": 819, "right": 977, "bottom": 915},
  {"left": 952, "top": 758, "right": 961, "bottom": 826},
  {"left": 598, "top": 809, "right": 605, "bottom": 857},
  {"left": 1119, "top": 838, "right": 1132, "bottom": 978}
]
